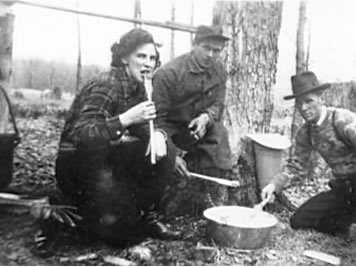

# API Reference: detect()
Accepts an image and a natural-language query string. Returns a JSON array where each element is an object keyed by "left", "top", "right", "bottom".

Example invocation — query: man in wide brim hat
[
  {"left": 284, "top": 71, "right": 331, "bottom": 100},
  {"left": 261, "top": 70, "right": 356, "bottom": 240}
]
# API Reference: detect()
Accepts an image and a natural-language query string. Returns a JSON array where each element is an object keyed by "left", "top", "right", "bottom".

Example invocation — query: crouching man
[{"left": 152, "top": 25, "right": 233, "bottom": 211}]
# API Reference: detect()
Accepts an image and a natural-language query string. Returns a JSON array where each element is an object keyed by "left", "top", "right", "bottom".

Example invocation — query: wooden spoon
[{"left": 189, "top": 172, "right": 240, "bottom": 187}]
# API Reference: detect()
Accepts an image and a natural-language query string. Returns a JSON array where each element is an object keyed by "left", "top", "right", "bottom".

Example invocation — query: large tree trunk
[
  {"left": 0, "top": 3, "right": 14, "bottom": 132},
  {"left": 214, "top": 1, "right": 282, "bottom": 159},
  {"left": 214, "top": 1, "right": 283, "bottom": 204}
]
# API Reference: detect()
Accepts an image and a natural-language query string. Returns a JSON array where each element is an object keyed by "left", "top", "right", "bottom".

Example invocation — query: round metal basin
[{"left": 203, "top": 206, "right": 278, "bottom": 249}]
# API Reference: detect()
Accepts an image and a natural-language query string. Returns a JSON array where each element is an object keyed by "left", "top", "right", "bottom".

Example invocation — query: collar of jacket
[
  {"left": 188, "top": 52, "right": 214, "bottom": 76},
  {"left": 111, "top": 65, "right": 140, "bottom": 92},
  {"left": 309, "top": 105, "right": 327, "bottom": 128}
]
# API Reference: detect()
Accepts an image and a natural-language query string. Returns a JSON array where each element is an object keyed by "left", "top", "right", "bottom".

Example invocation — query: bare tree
[
  {"left": 170, "top": 0, "right": 175, "bottom": 59},
  {"left": 190, "top": 0, "right": 194, "bottom": 45},
  {"left": 0, "top": 3, "right": 14, "bottom": 132},
  {"left": 296, "top": 1, "right": 307, "bottom": 74},
  {"left": 289, "top": 0, "right": 307, "bottom": 158},
  {"left": 75, "top": 0, "right": 82, "bottom": 94},
  {"left": 213, "top": 1, "right": 282, "bottom": 157}
]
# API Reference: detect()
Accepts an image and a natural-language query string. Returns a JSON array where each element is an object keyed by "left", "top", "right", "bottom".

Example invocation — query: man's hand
[
  {"left": 188, "top": 113, "right": 209, "bottom": 140},
  {"left": 261, "top": 183, "right": 276, "bottom": 203},
  {"left": 120, "top": 101, "right": 156, "bottom": 127},
  {"left": 175, "top": 155, "right": 190, "bottom": 178}
]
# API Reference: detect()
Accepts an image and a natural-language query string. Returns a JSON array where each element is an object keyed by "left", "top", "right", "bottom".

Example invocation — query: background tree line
[{"left": 11, "top": 58, "right": 104, "bottom": 93}]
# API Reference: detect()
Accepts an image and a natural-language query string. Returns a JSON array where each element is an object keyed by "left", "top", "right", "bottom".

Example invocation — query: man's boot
[{"left": 143, "top": 210, "right": 181, "bottom": 240}]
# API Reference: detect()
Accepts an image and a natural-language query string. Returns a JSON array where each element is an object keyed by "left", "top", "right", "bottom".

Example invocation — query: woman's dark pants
[{"left": 55, "top": 139, "right": 175, "bottom": 246}]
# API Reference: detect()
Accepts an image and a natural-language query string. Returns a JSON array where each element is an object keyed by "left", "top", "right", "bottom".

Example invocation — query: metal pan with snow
[{"left": 203, "top": 206, "right": 278, "bottom": 249}]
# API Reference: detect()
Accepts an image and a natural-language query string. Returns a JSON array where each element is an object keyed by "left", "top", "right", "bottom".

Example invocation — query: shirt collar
[
  {"left": 111, "top": 65, "right": 140, "bottom": 90},
  {"left": 315, "top": 106, "right": 327, "bottom": 126},
  {"left": 188, "top": 52, "right": 214, "bottom": 76}
]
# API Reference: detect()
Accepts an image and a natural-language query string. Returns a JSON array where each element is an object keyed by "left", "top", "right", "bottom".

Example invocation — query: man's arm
[
  {"left": 334, "top": 109, "right": 356, "bottom": 149},
  {"left": 270, "top": 125, "right": 313, "bottom": 192}
]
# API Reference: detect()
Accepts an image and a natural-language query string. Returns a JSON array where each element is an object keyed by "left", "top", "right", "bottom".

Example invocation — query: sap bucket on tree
[
  {"left": 248, "top": 133, "right": 291, "bottom": 189},
  {"left": 0, "top": 85, "right": 20, "bottom": 190}
]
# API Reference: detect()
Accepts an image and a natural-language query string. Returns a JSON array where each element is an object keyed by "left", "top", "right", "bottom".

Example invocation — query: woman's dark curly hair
[{"left": 111, "top": 28, "right": 159, "bottom": 68}]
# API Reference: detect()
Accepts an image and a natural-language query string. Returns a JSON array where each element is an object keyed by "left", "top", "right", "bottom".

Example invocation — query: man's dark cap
[{"left": 194, "top": 25, "right": 229, "bottom": 43}]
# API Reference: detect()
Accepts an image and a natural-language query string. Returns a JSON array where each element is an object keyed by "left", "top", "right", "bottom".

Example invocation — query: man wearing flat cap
[
  {"left": 55, "top": 28, "right": 180, "bottom": 246},
  {"left": 153, "top": 25, "right": 233, "bottom": 211},
  {"left": 261, "top": 71, "right": 356, "bottom": 238}
]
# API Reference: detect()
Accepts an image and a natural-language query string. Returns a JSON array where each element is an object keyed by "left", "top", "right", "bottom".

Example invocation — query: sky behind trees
[
  {"left": 12, "top": 0, "right": 214, "bottom": 67},
  {"left": 10, "top": 0, "right": 356, "bottom": 89}
]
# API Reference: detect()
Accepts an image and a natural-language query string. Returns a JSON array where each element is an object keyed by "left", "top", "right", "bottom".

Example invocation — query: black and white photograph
[{"left": 0, "top": 0, "right": 355, "bottom": 265}]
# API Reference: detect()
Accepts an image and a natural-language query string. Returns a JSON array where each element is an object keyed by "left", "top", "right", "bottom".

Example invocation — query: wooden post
[
  {"left": 134, "top": 0, "right": 141, "bottom": 28},
  {"left": 0, "top": 2, "right": 14, "bottom": 132},
  {"left": 0, "top": 0, "right": 196, "bottom": 33},
  {"left": 190, "top": 0, "right": 194, "bottom": 46}
]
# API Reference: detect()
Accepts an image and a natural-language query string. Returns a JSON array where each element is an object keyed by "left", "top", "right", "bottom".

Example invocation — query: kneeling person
[{"left": 262, "top": 71, "right": 356, "bottom": 237}]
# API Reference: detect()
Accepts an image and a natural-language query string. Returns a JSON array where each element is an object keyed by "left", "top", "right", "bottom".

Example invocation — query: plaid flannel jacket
[{"left": 59, "top": 65, "right": 149, "bottom": 147}]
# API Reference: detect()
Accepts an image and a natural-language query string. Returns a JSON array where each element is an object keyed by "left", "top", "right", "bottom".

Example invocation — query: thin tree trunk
[
  {"left": 190, "top": 0, "right": 194, "bottom": 45},
  {"left": 0, "top": 3, "right": 14, "bottom": 132},
  {"left": 305, "top": 20, "right": 311, "bottom": 71},
  {"left": 289, "top": 0, "right": 307, "bottom": 158},
  {"left": 75, "top": 0, "right": 82, "bottom": 94},
  {"left": 296, "top": 1, "right": 306, "bottom": 74},
  {"left": 170, "top": 0, "right": 175, "bottom": 59}
]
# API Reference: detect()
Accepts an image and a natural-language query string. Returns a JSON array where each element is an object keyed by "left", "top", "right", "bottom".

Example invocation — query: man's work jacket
[{"left": 152, "top": 52, "right": 232, "bottom": 170}]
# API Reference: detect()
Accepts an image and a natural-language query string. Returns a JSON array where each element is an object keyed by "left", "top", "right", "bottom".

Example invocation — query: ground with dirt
[{"left": 0, "top": 99, "right": 355, "bottom": 265}]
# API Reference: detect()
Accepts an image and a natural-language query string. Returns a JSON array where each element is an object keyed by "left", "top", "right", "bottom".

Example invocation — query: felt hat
[{"left": 284, "top": 71, "right": 331, "bottom": 100}]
